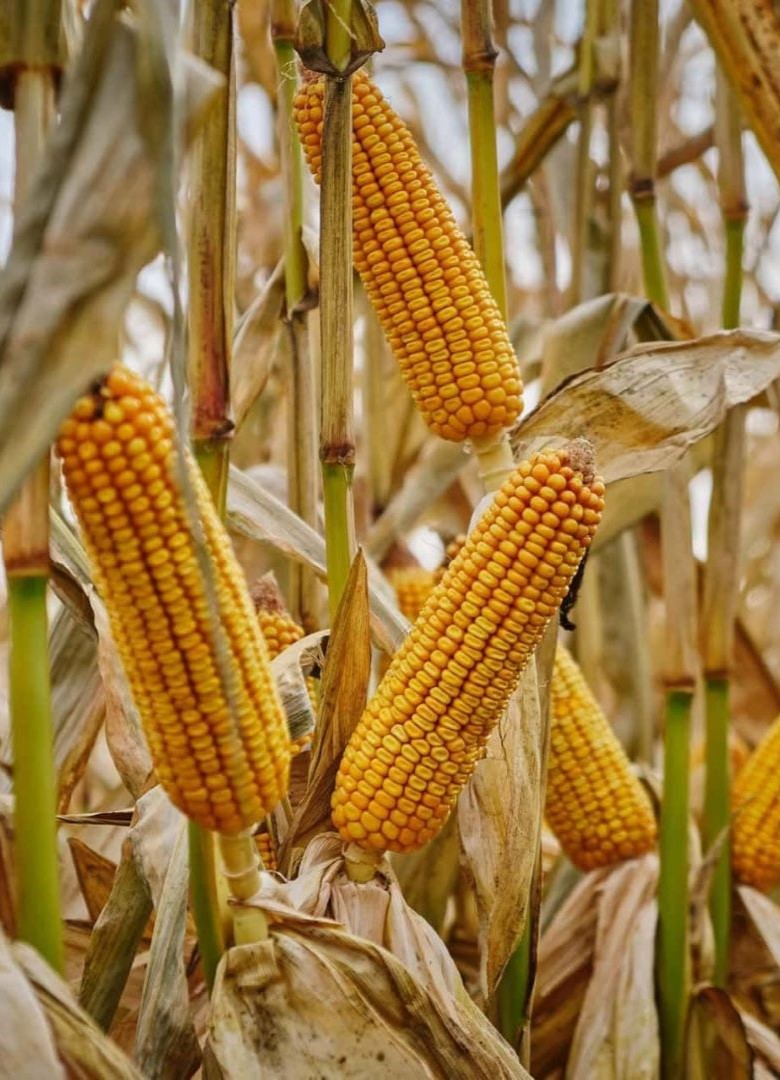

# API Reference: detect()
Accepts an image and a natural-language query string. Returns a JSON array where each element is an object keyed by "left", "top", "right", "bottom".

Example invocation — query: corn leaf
[{"left": 0, "top": 929, "right": 65, "bottom": 1077}]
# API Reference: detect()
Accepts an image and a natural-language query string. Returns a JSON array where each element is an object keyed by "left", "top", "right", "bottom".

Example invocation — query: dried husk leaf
[
  {"left": 90, "top": 590, "right": 153, "bottom": 800},
  {"left": 687, "top": 0, "right": 780, "bottom": 184},
  {"left": 512, "top": 330, "right": 780, "bottom": 484},
  {"left": 739, "top": 885, "right": 780, "bottom": 969},
  {"left": 391, "top": 813, "right": 460, "bottom": 933},
  {"left": 0, "top": 9, "right": 221, "bottom": 513},
  {"left": 135, "top": 823, "right": 200, "bottom": 1080},
  {"left": 232, "top": 257, "right": 286, "bottom": 430},
  {"left": 685, "top": 986, "right": 753, "bottom": 1080},
  {"left": 50, "top": 602, "right": 105, "bottom": 811},
  {"left": 566, "top": 854, "right": 659, "bottom": 1076},
  {"left": 458, "top": 678, "right": 543, "bottom": 1003},
  {"left": 0, "top": 929, "right": 65, "bottom": 1077},
  {"left": 206, "top": 874, "right": 527, "bottom": 1079},
  {"left": 612, "top": 900, "right": 660, "bottom": 1079},
  {"left": 740, "top": 1010, "right": 780, "bottom": 1073},
  {"left": 281, "top": 552, "right": 371, "bottom": 862},
  {"left": 294, "top": 0, "right": 384, "bottom": 78},
  {"left": 13, "top": 938, "right": 143, "bottom": 1079}
]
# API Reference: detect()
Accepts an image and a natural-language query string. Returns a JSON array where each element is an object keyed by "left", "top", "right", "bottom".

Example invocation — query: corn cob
[
  {"left": 388, "top": 566, "right": 436, "bottom": 621},
  {"left": 332, "top": 443, "right": 605, "bottom": 853},
  {"left": 255, "top": 822, "right": 278, "bottom": 872},
  {"left": 294, "top": 71, "right": 523, "bottom": 443},
  {"left": 55, "top": 365, "right": 291, "bottom": 835},
  {"left": 251, "top": 573, "right": 316, "bottom": 752},
  {"left": 732, "top": 714, "right": 780, "bottom": 891},
  {"left": 546, "top": 645, "right": 657, "bottom": 870}
]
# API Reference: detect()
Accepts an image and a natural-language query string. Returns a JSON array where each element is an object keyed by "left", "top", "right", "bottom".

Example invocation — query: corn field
[{"left": 4, "top": 0, "right": 780, "bottom": 1075}]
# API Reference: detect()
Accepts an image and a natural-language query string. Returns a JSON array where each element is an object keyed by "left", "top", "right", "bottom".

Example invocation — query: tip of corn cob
[
  {"left": 732, "top": 714, "right": 780, "bottom": 891},
  {"left": 546, "top": 644, "right": 657, "bottom": 871},
  {"left": 56, "top": 365, "right": 291, "bottom": 835},
  {"left": 294, "top": 69, "right": 524, "bottom": 443},
  {"left": 331, "top": 444, "right": 605, "bottom": 854}
]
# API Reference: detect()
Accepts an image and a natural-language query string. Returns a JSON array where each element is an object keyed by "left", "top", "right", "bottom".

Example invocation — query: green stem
[
  {"left": 657, "top": 688, "right": 693, "bottom": 1080},
  {"left": 499, "top": 917, "right": 531, "bottom": 1047},
  {"left": 193, "top": 438, "right": 229, "bottom": 517},
  {"left": 722, "top": 217, "right": 744, "bottom": 330},
  {"left": 634, "top": 197, "right": 669, "bottom": 310},
  {"left": 189, "top": 438, "right": 230, "bottom": 989},
  {"left": 703, "top": 677, "right": 730, "bottom": 988},
  {"left": 465, "top": 71, "right": 507, "bottom": 318},
  {"left": 322, "top": 461, "right": 355, "bottom": 620},
  {"left": 9, "top": 576, "right": 63, "bottom": 972}
]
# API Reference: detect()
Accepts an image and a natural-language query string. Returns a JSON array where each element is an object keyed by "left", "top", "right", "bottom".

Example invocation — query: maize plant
[{"left": 3, "top": 0, "right": 780, "bottom": 1076}]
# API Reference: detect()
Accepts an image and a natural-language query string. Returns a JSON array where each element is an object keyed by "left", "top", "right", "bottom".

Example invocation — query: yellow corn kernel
[
  {"left": 732, "top": 714, "right": 780, "bottom": 891},
  {"left": 546, "top": 645, "right": 657, "bottom": 871},
  {"left": 332, "top": 443, "right": 605, "bottom": 854},
  {"left": 56, "top": 365, "right": 291, "bottom": 834},
  {"left": 255, "top": 821, "right": 277, "bottom": 872},
  {"left": 388, "top": 566, "right": 436, "bottom": 621},
  {"left": 294, "top": 71, "right": 523, "bottom": 443}
]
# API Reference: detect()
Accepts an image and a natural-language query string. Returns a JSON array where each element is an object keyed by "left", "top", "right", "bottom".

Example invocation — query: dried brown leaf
[
  {"left": 232, "top": 258, "right": 285, "bottom": 429},
  {"left": 458, "top": 672, "right": 544, "bottom": 1003},
  {"left": 50, "top": 603, "right": 105, "bottom": 811},
  {"left": 68, "top": 838, "right": 117, "bottom": 924},
  {"left": 205, "top": 918, "right": 528, "bottom": 1078},
  {"left": 391, "top": 813, "right": 460, "bottom": 932},
  {"left": 13, "top": 938, "right": 142, "bottom": 1078},
  {"left": 739, "top": 886, "right": 780, "bottom": 969},
  {"left": 685, "top": 986, "right": 753, "bottom": 1080},
  {"left": 0, "top": 12, "right": 221, "bottom": 513},
  {"left": 90, "top": 592, "right": 153, "bottom": 800},
  {"left": 512, "top": 330, "right": 780, "bottom": 484},
  {"left": 135, "top": 823, "right": 200, "bottom": 1080},
  {"left": 567, "top": 855, "right": 659, "bottom": 1076},
  {"left": 0, "top": 930, "right": 65, "bottom": 1076}
]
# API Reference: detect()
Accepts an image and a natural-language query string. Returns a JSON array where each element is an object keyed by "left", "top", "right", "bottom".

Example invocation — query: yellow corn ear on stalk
[
  {"left": 251, "top": 573, "right": 317, "bottom": 750},
  {"left": 294, "top": 71, "right": 523, "bottom": 443},
  {"left": 732, "top": 714, "right": 780, "bottom": 891},
  {"left": 332, "top": 443, "right": 605, "bottom": 853},
  {"left": 388, "top": 566, "right": 436, "bottom": 621},
  {"left": 546, "top": 645, "right": 657, "bottom": 870},
  {"left": 255, "top": 822, "right": 278, "bottom": 872},
  {"left": 55, "top": 365, "right": 291, "bottom": 835}
]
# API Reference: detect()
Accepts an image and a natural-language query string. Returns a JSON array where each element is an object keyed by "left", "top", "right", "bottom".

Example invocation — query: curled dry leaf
[
  {"left": 0, "top": 929, "right": 65, "bottom": 1077},
  {"left": 738, "top": 885, "right": 780, "bottom": 969},
  {"left": 232, "top": 257, "right": 285, "bottom": 430},
  {"left": 458, "top": 674, "right": 544, "bottom": 1003},
  {"left": 685, "top": 986, "right": 752, "bottom": 1080},
  {"left": 514, "top": 326, "right": 777, "bottom": 483},
  {"left": 68, "top": 837, "right": 117, "bottom": 924},
  {"left": 90, "top": 591, "right": 153, "bottom": 801},
  {"left": 208, "top": 843, "right": 528, "bottom": 1080},
  {"left": 512, "top": 330, "right": 780, "bottom": 485},
  {"left": 13, "top": 938, "right": 143, "bottom": 1079},
  {"left": 563, "top": 854, "right": 660, "bottom": 1078},
  {"left": 0, "top": 12, "right": 222, "bottom": 513},
  {"left": 135, "top": 823, "right": 201, "bottom": 1080}
]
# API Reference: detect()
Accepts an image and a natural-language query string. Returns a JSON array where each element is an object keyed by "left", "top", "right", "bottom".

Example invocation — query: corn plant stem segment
[
  {"left": 657, "top": 688, "right": 693, "bottom": 1080},
  {"left": 319, "top": 68, "right": 357, "bottom": 619},
  {"left": 703, "top": 677, "right": 730, "bottom": 988},
  {"left": 8, "top": 578, "right": 63, "bottom": 972},
  {"left": 187, "top": 821, "right": 224, "bottom": 991}
]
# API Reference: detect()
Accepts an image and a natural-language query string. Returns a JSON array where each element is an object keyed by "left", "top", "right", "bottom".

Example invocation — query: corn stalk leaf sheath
[{"left": 0, "top": 10, "right": 222, "bottom": 515}]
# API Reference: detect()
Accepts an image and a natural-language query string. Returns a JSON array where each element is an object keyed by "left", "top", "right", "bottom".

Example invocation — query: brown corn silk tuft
[
  {"left": 56, "top": 365, "right": 291, "bottom": 834},
  {"left": 294, "top": 70, "right": 523, "bottom": 442},
  {"left": 546, "top": 644, "right": 657, "bottom": 870},
  {"left": 332, "top": 446, "right": 605, "bottom": 853},
  {"left": 732, "top": 712, "right": 780, "bottom": 891}
]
